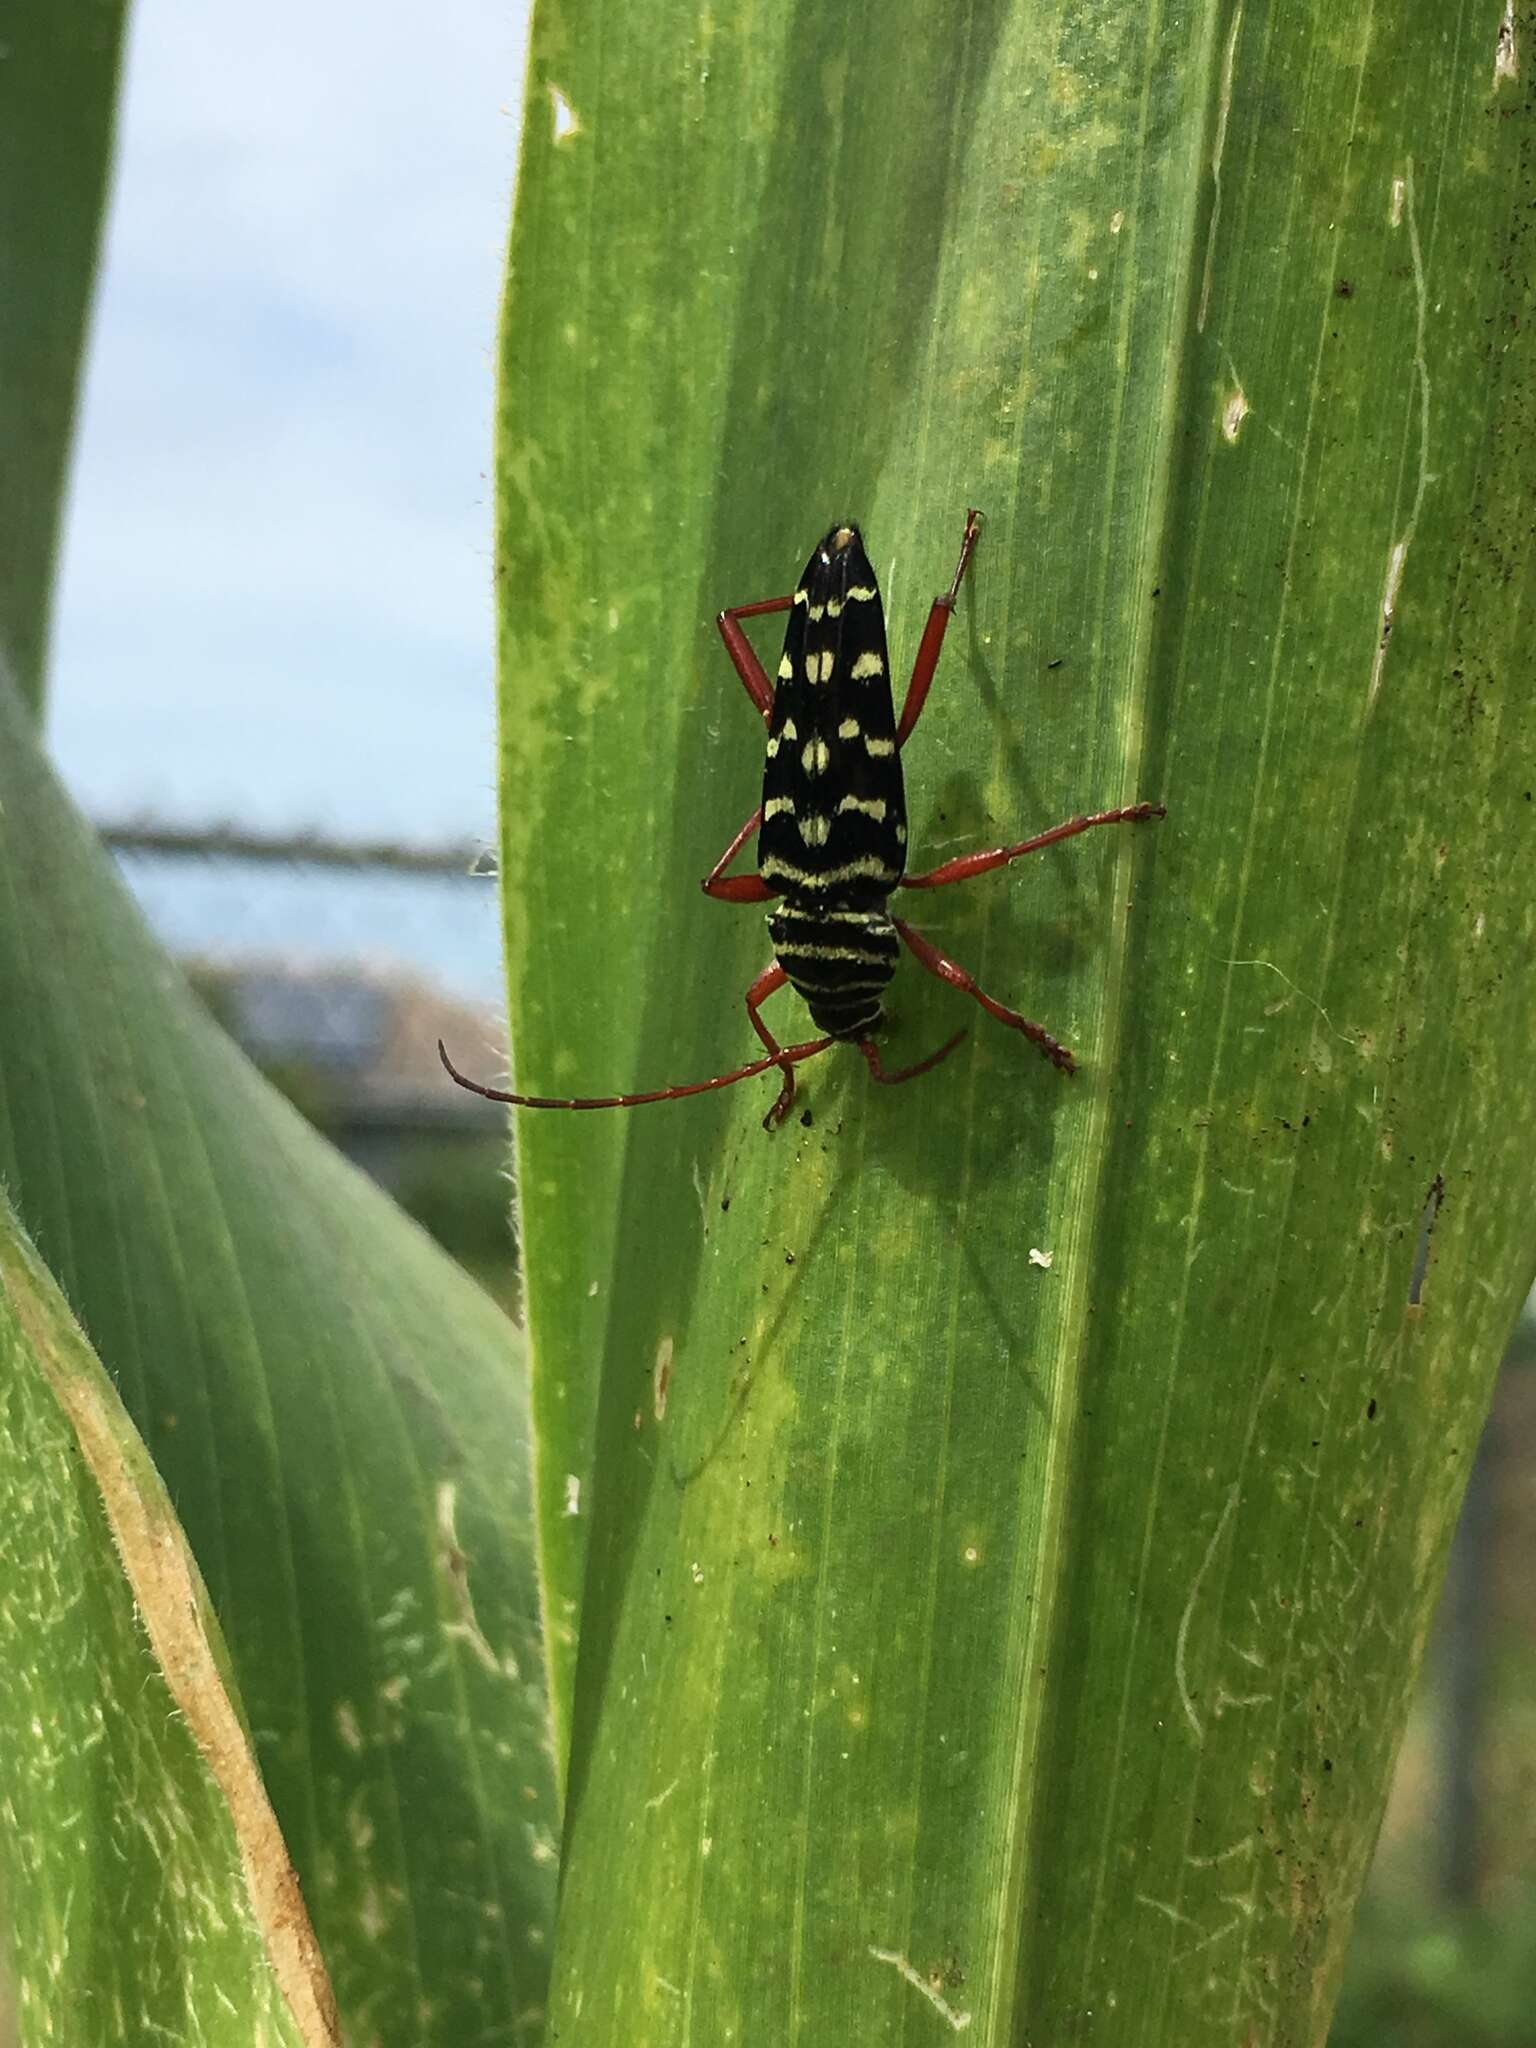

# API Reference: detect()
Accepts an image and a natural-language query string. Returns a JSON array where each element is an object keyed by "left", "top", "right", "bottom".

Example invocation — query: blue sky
[{"left": 49, "top": 0, "right": 532, "bottom": 848}]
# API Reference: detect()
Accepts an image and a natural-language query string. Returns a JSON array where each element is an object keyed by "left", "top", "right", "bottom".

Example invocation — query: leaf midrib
[{"left": 988, "top": 1, "right": 1231, "bottom": 2029}]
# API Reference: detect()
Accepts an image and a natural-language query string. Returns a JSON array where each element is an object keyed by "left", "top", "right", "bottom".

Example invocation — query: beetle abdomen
[{"left": 768, "top": 902, "right": 900, "bottom": 1041}]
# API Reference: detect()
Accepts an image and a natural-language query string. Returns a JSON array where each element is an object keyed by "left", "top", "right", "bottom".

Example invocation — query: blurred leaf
[
  {"left": 0, "top": 1190, "right": 335, "bottom": 2047},
  {"left": 496, "top": 0, "right": 1536, "bottom": 2038},
  {"left": 0, "top": 0, "right": 128, "bottom": 714},
  {"left": 1331, "top": 1886, "right": 1536, "bottom": 2048},
  {"left": 0, "top": 669, "right": 557, "bottom": 2047}
]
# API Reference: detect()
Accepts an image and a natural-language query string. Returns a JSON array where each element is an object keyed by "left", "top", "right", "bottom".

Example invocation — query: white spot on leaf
[
  {"left": 548, "top": 84, "right": 580, "bottom": 142},
  {"left": 1197, "top": 7, "right": 1243, "bottom": 331},
  {"left": 867, "top": 1948, "right": 972, "bottom": 2031},
  {"left": 1496, "top": 1, "right": 1517, "bottom": 84}
]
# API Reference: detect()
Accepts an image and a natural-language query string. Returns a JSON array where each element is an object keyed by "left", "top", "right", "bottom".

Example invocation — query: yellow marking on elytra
[
  {"left": 799, "top": 815, "right": 831, "bottom": 846},
  {"left": 851, "top": 651, "right": 884, "bottom": 680},
  {"left": 836, "top": 795, "right": 886, "bottom": 821},
  {"left": 802, "top": 738, "right": 830, "bottom": 775},
  {"left": 763, "top": 854, "right": 897, "bottom": 889},
  {"left": 838, "top": 717, "right": 861, "bottom": 739},
  {"left": 793, "top": 589, "right": 808, "bottom": 606},
  {"left": 825, "top": 598, "right": 844, "bottom": 619},
  {"left": 781, "top": 718, "right": 798, "bottom": 741},
  {"left": 777, "top": 655, "right": 794, "bottom": 680},
  {"left": 761, "top": 857, "right": 822, "bottom": 888},
  {"left": 845, "top": 585, "right": 877, "bottom": 602},
  {"left": 894, "top": 823, "right": 907, "bottom": 843},
  {"left": 763, "top": 797, "right": 795, "bottom": 820},
  {"left": 864, "top": 735, "right": 895, "bottom": 757},
  {"left": 803, "top": 648, "right": 834, "bottom": 683},
  {"left": 810, "top": 856, "right": 898, "bottom": 886},
  {"left": 765, "top": 736, "right": 780, "bottom": 757}
]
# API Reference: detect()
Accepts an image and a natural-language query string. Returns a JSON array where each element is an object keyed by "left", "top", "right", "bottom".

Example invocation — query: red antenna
[
  {"left": 437, "top": 1028, "right": 966, "bottom": 1124},
  {"left": 438, "top": 1033, "right": 833, "bottom": 1113}
]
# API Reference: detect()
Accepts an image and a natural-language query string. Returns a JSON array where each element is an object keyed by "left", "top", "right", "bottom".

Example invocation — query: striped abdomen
[{"left": 768, "top": 900, "right": 899, "bottom": 1041}]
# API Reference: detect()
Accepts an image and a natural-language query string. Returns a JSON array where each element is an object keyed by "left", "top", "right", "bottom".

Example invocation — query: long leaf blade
[
  {"left": 0, "top": 670, "right": 559, "bottom": 2045},
  {"left": 0, "top": 1192, "right": 334, "bottom": 2047},
  {"left": 0, "top": 0, "right": 128, "bottom": 714},
  {"left": 497, "top": 1, "right": 1536, "bottom": 2039}
]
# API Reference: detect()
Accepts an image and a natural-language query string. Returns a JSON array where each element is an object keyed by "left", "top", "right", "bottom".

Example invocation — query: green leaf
[
  {"left": 0, "top": 670, "right": 558, "bottom": 2046},
  {"left": 0, "top": 1190, "right": 335, "bottom": 2047},
  {"left": 497, "top": 0, "right": 1536, "bottom": 2038},
  {"left": 0, "top": 0, "right": 128, "bottom": 715}
]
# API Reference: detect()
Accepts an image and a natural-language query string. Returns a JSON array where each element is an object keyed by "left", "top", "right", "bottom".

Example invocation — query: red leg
[
  {"left": 702, "top": 806, "right": 776, "bottom": 900},
  {"left": 893, "top": 918, "right": 1077, "bottom": 1075},
  {"left": 895, "top": 508, "right": 983, "bottom": 749},
  {"left": 746, "top": 962, "right": 801, "bottom": 1129},
  {"left": 901, "top": 802, "right": 1165, "bottom": 892},
  {"left": 716, "top": 594, "right": 794, "bottom": 722},
  {"left": 707, "top": 873, "right": 777, "bottom": 903},
  {"left": 856, "top": 1029, "right": 969, "bottom": 1088}
]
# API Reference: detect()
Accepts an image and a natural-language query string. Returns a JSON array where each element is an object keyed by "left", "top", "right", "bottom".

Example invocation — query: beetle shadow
[
  {"left": 661, "top": 1128, "right": 1055, "bottom": 1521},
  {"left": 896, "top": 598, "right": 1148, "bottom": 1060},
  {"left": 643, "top": 597, "right": 1138, "bottom": 1502},
  {"left": 661, "top": 1157, "right": 849, "bottom": 1491},
  {"left": 652, "top": 1059, "right": 1058, "bottom": 1500}
]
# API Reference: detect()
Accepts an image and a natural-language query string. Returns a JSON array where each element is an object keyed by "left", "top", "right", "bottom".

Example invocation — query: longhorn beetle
[{"left": 440, "top": 510, "right": 1164, "bottom": 1131}]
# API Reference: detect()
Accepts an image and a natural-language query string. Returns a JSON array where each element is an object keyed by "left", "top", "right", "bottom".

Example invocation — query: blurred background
[
  {"left": 47, "top": 4, "right": 1534, "bottom": 2037},
  {"left": 49, "top": 0, "right": 530, "bottom": 1313}
]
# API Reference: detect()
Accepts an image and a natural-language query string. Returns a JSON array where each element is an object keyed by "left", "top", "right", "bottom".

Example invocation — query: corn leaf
[
  {"left": 497, "top": 0, "right": 1536, "bottom": 2039},
  {"left": 0, "top": 670, "right": 558, "bottom": 2046},
  {"left": 0, "top": 0, "right": 128, "bottom": 714},
  {"left": 0, "top": 1190, "right": 335, "bottom": 2047}
]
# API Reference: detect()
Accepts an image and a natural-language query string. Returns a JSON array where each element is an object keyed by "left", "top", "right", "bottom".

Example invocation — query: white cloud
[{"left": 50, "top": 0, "right": 532, "bottom": 841}]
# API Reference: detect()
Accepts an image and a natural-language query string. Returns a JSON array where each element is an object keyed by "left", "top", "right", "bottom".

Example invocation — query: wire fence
[{"left": 102, "top": 815, "right": 517, "bottom": 1312}]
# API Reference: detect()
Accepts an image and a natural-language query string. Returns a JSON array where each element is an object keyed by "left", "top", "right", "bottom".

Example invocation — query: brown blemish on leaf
[
  {"left": 653, "top": 1334, "right": 674, "bottom": 1420},
  {"left": 1, "top": 1238, "right": 340, "bottom": 2046}
]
